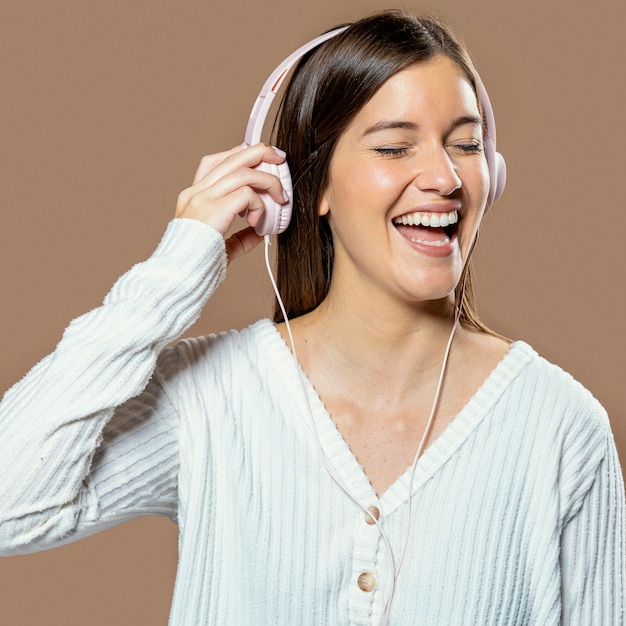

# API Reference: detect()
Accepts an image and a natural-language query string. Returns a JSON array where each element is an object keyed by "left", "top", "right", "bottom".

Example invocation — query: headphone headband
[
  {"left": 244, "top": 27, "right": 348, "bottom": 146},
  {"left": 244, "top": 25, "right": 505, "bottom": 236}
]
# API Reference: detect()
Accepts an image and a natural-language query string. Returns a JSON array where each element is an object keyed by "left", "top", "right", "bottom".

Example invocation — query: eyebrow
[{"left": 362, "top": 115, "right": 483, "bottom": 136}]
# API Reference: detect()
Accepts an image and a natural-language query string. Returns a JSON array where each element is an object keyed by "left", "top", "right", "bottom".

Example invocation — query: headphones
[{"left": 244, "top": 27, "right": 506, "bottom": 236}]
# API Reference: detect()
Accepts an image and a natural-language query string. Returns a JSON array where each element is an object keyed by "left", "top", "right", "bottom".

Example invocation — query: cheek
[
  {"left": 474, "top": 159, "right": 491, "bottom": 206},
  {"left": 319, "top": 168, "right": 364, "bottom": 218},
  {"left": 458, "top": 159, "right": 490, "bottom": 224},
  {"left": 328, "top": 163, "right": 410, "bottom": 214},
  {"left": 458, "top": 161, "right": 490, "bottom": 244}
]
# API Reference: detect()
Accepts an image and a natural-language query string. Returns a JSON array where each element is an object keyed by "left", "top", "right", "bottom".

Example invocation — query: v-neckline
[{"left": 251, "top": 318, "right": 534, "bottom": 515}]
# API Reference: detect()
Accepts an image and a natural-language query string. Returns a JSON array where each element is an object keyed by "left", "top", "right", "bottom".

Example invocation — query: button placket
[{"left": 348, "top": 502, "right": 384, "bottom": 624}]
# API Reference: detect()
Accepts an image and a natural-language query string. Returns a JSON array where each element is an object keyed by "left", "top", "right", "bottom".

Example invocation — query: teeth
[
  {"left": 409, "top": 236, "right": 451, "bottom": 247},
  {"left": 393, "top": 210, "right": 458, "bottom": 228}
]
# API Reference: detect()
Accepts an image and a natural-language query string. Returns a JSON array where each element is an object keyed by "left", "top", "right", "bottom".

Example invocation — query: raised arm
[{"left": 0, "top": 144, "right": 289, "bottom": 555}]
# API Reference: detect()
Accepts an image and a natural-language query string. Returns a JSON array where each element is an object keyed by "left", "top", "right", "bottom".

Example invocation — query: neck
[{"left": 291, "top": 289, "right": 461, "bottom": 398}]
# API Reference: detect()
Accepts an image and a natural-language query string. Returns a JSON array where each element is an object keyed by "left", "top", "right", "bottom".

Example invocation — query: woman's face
[{"left": 319, "top": 54, "right": 490, "bottom": 310}]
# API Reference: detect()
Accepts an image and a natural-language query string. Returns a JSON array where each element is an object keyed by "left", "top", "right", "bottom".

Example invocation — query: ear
[{"left": 318, "top": 189, "right": 331, "bottom": 217}]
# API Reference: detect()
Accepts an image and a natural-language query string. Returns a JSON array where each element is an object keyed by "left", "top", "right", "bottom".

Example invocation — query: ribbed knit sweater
[{"left": 0, "top": 218, "right": 623, "bottom": 625}]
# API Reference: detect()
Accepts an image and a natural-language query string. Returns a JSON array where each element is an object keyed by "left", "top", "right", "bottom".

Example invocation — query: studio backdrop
[{"left": 0, "top": 0, "right": 623, "bottom": 624}]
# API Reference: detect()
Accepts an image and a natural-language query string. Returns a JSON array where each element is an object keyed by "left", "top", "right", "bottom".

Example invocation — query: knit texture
[{"left": 0, "top": 218, "right": 623, "bottom": 625}]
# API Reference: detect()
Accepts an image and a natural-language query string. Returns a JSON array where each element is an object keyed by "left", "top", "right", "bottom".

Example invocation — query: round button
[
  {"left": 364, "top": 505, "right": 380, "bottom": 525},
  {"left": 357, "top": 572, "right": 376, "bottom": 592}
]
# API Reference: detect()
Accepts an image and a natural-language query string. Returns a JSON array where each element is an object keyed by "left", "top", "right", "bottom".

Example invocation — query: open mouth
[{"left": 392, "top": 210, "right": 459, "bottom": 247}]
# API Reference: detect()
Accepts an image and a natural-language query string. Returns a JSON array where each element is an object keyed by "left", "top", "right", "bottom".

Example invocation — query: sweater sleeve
[
  {"left": 560, "top": 423, "right": 625, "bottom": 625},
  {"left": 0, "top": 218, "right": 227, "bottom": 556}
]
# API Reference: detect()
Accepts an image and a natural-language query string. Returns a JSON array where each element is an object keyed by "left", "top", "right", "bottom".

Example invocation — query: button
[
  {"left": 357, "top": 572, "right": 376, "bottom": 592},
  {"left": 364, "top": 505, "right": 380, "bottom": 525}
]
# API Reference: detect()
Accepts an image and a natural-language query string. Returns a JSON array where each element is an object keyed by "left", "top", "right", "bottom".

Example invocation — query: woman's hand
[{"left": 175, "top": 143, "right": 289, "bottom": 262}]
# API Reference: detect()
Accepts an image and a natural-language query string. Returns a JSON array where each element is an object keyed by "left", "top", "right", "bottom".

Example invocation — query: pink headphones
[{"left": 245, "top": 27, "right": 506, "bottom": 236}]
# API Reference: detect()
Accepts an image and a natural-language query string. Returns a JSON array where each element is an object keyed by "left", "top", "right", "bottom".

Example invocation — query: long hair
[{"left": 272, "top": 10, "right": 491, "bottom": 332}]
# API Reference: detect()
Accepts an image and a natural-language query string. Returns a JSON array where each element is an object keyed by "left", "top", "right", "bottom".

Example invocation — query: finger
[
  {"left": 178, "top": 165, "right": 287, "bottom": 223},
  {"left": 210, "top": 165, "right": 289, "bottom": 209},
  {"left": 225, "top": 227, "right": 263, "bottom": 263},
  {"left": 192, "top": 145, "right": 247, "bottom": 184},
  {"left": 194, "top": 143, "right": 286, "bottom": 191},
  {"left": 175, "top": 143, "right": 289, "bottom": 236},
  {"left": 177, "top": 185, "right": 265, "bottom": 235}
]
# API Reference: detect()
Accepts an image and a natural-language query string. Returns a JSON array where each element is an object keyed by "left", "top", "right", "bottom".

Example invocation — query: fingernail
[
  {"left": 282, "top": 189, "right": 290, "bottom": 202},
  {"left": 273, "top": 146, "right": 286, "bottom": 158}
]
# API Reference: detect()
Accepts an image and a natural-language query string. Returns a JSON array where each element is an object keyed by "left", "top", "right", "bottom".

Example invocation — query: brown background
[{"left": 0, "top": 0, "right": 623, "bottom": 623}]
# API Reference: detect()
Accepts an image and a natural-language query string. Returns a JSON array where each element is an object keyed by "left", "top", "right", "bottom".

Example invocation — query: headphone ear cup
[
  {"left": 252, "top": 161, "right": 293, "bottom": 236},
  {"left": 492, "top": 151, "right": 506, "bottom": 205},
  {"left": 483, "top": 137, "right": 506, "bottom": 213}
]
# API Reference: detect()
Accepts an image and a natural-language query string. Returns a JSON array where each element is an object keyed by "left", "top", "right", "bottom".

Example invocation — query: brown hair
[{"left": 273, "top": 10, "right": 490, "bottom": 332}]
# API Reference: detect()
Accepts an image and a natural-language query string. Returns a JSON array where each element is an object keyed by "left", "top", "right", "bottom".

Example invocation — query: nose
[{"left": 413, "top": 146, "right": 462, "bottom": 196}]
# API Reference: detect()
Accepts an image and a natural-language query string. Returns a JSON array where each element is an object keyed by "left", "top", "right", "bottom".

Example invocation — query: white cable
[
  {"left": 264, "top": 237, "right": 399, "bottom": 611},
  {"left": 263, "top": 235, "right": 461, "bottom": 626}
]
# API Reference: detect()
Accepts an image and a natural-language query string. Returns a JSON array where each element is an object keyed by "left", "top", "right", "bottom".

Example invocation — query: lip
[
  {"left": 392, "top": 200, "right": 462, "bottom": 221},
  {"left": 394, "top": 225, "right": 459, "bottom": 257},
  {"left": 391, "top": 201, "right": 461, "bottom": 258}
]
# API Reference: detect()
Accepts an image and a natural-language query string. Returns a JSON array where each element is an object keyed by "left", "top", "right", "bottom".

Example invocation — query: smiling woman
[
  {"left": 318, "top": 57, "right": 488, "bottom": 309},
  {"left": 0, "top": 9, "right": 623, "bottom": 626},
  {"left": 273, "top": 16, "right": 505, "bottom": 336}
]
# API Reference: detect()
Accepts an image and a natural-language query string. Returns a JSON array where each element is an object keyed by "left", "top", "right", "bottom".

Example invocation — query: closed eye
[
  {"left": 452, "top": 142, "right": 483, "bottom": 154},
  {"left": 374, "top": 146, "right": 410, "bottom": 157}
]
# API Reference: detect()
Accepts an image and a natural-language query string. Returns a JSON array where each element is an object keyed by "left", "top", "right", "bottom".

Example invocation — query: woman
[{"left": 0, "top": 10, "right": 623, "bottom": 625}]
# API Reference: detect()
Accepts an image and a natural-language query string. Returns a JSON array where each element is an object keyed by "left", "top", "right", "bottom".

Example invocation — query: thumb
[{"left": 225, "top": 227, "right": 263, "bottom": 263}]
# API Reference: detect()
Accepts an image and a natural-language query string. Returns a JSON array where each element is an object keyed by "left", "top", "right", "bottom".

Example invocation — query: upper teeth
[{"left": 393, "top": 210, "right": 458, "bottom": 228}]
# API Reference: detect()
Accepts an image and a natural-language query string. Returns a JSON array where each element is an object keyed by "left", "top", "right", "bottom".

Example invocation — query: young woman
[{"left": 0, "top": 10, "right": 623, "bottom": 625}]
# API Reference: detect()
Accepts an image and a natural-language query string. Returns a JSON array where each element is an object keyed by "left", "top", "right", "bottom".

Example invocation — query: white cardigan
[{"left": 0, "top": 218, "right": 623, "bottom": 625}]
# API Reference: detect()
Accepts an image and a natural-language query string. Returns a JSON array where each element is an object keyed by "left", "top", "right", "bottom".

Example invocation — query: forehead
[{"left": 350, "top": 55, "right": 479, "bottom": 128}]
